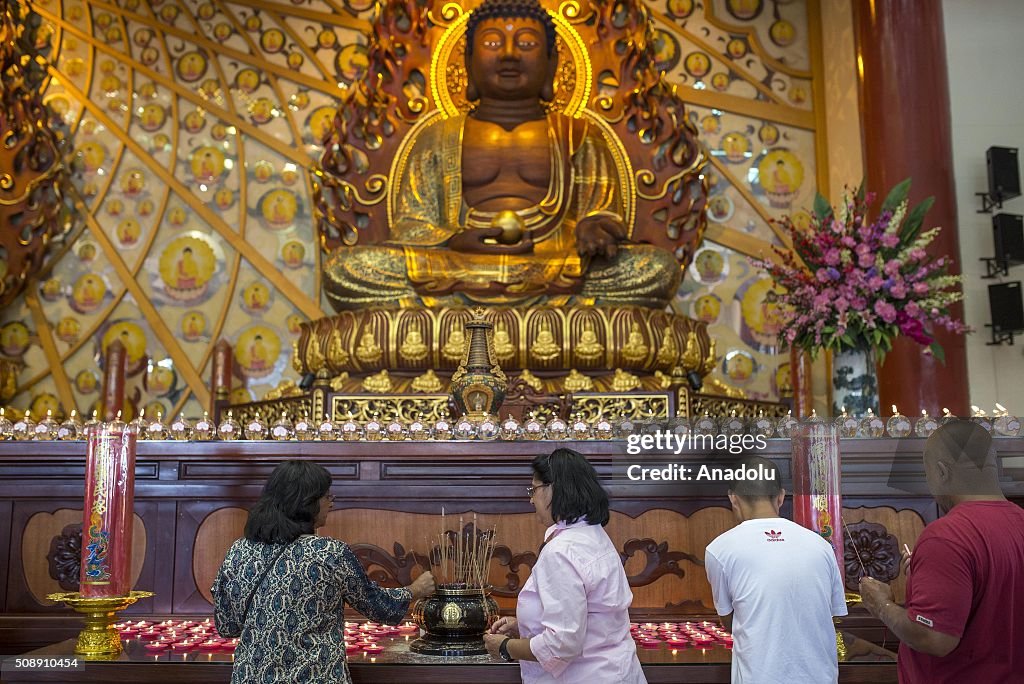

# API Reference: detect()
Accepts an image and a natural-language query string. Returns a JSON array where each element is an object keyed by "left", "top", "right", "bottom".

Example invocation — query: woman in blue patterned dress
[{"left": 212, "top": 460, "right": 436, "bottom": 683}]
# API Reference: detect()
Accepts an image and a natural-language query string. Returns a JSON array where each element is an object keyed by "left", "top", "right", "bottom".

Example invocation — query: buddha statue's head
[{"left": 465, "top": 0, "right": 558, "bottom": 104}]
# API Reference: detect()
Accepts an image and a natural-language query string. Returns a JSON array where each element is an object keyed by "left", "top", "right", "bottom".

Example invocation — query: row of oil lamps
[{"left": 0, "top": 405, "right": 1019, "bottom": 441}]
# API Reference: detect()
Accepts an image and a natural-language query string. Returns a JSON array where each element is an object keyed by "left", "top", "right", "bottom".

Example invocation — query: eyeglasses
[{"left": 526, "top": 484, "right": 549, "bottom": 498}]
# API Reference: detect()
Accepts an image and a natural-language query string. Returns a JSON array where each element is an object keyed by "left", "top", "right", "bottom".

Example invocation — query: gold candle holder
[{"left": 46, "top": 590, "right": 154, "bottom": 659}]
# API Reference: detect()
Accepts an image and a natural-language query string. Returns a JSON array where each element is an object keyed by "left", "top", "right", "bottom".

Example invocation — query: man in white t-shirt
[{"left": 704, "top": 455, "right": 848, "bottom": 684}]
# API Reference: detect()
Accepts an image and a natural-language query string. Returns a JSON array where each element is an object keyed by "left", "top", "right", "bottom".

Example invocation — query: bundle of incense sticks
[{"left": 433, "top": 510, "right": 497, "bottom": 588}]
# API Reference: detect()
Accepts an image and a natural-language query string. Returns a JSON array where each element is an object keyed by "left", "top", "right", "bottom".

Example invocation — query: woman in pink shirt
[{"left": 484, "top": 448, "right": 647, "bottom": 683}]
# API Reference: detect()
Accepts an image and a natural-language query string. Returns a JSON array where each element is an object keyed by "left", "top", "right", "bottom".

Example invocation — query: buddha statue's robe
[{"left": 324, "top": 111, "right": 680, "bottom": 309}]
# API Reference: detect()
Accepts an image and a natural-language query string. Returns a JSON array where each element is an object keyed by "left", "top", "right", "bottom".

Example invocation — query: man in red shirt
[{"left": 860, "top": 419, "right": 1024, "bottom": 683}]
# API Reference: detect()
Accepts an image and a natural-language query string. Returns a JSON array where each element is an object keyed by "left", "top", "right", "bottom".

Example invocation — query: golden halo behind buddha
[{"left": 429, "top": 2, "right": 592, "bottom": 119}]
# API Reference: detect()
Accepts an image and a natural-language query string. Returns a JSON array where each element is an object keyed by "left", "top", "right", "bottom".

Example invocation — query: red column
[
  {"left": 102, "top": 340, "right": 127, "bottom": 421},
  {"left": 211, "top": 339, "right": 234, "bottom": 418},
  {"left": 853, "top": 0, "right": 969, "bottom": 416},
  {"left": 789, "top": 347, "right": 815, "bottom": 418}
]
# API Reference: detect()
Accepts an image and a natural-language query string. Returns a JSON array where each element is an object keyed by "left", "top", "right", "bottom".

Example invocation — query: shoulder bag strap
[{"left": 241, "top": 542, "right": 292, "bottom": 626}]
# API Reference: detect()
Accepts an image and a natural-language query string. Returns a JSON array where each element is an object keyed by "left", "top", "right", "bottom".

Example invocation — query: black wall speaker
[
  {"left": 989, "top": 281, "right": 1024, "bottom": 333},
  {"left": 987, "top": 146, "right": 1021, "bottom": 203},
  {"left": 993, "top": 214, "right": 1024, "bottom": 267}
]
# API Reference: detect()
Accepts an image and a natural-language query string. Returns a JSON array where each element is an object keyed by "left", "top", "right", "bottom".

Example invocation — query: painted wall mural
[{"left": 2, "top": 0, "right": 823, "bottom": 417}]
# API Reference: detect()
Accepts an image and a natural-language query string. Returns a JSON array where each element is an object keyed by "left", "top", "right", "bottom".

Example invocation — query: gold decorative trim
[
  {"left": 330, "top": 395, "right": 451, "bottom": 422},
  {"left": 572, "top": 393, "right": 671, "bottom": 421},
  {"left": 583, "top": 110, "right": 635, "bottom": 234}
]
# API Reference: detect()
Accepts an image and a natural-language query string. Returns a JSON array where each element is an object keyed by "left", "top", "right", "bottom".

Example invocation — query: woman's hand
[
  {"left": 483, "top": 633, "right": 507, "bottom": 658},
  {"left": 488, "top": 616, "right": 519, "bottom": 637},
  {"left": 407, "top": 571, "right": 436, "bottom": 600}
]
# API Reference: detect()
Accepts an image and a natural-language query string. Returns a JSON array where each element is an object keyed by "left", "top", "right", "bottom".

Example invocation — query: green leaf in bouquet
[
  {"left": 813, "top": 192, "right": 834, "bottom": 222},
  {"left": 882, "top": 177, "right": 912, "bottom": 213},
  {"left": 855, "top": 180, "right": 866, "bottom": 203},
  {"left": 900, "top": 196, "right": 935, "bottom": 244},
  {"left": 929, "top": 341, "right": 946, "bottom": 365}
]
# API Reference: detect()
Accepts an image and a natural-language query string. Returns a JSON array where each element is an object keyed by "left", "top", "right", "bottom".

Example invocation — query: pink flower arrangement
[{"left": 753, "top": 179, "right": 969, "bottom": 362}]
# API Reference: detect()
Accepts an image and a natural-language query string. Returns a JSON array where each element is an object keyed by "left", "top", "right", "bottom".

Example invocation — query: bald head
[
  {"left": 925, "top": 419, "right": 996, "bottom": 470},
  {"left": 923, "top": 419, "right": 1003, "bottom": 508}
]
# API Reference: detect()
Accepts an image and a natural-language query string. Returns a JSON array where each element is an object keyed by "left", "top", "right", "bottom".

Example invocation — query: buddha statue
[
  {"left": 492, "top": 322, "right": 515, "bottom": 360},
  {"left": 322, "top": 0, "right": 682, "bottom": 310},
  {"left": 399, "top": 325, "right": 429, "bottom": 362},
  {"left": 355, "top": 329, "right": 383, "bottom": 364},
  {"left": 621, "top": 322, "right": 649, "bottom": 362},
  {"left": 327, "top": 328, "right": 350, "bottom": 367},
  {"left": 656, "top": 326, "right": 679, "bottom": 367},
  {"left": 442, "top": 323, "right": 467, "bottom": 361},
  {"left": 531, "top": 320, "right": 560, "bottom": 361},
  {"left": 574, "top": 320, "right": 604, "bottom": 362}
]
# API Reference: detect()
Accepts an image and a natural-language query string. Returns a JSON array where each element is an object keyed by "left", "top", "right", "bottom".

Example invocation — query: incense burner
[{"left": 410, "top": 584, "right": 498, "bottom": 656}]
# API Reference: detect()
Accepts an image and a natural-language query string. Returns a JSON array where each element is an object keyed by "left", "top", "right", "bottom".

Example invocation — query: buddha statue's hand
[
  {"left": 576, "top": 214, "right": 627, "bottom": 259},
  {"left": 447, "top": 227, "right": 535, "bottom": 254}
]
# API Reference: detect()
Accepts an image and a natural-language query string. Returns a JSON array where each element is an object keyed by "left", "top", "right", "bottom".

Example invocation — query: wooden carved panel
[
  {"left": 843, "top": 520, "right": 899, "bottom": 587},
  {"left": 46, "top": 524, "right": 82, "bottom": 591},
  {"left": 190, "top": 506, "right": 734, "bottom": 613},
  {"left": 842, "top": 506, "right": 926, "bottom": 602},
  {"left": 23, "top": 509, "right": 146, "bottom": 606}
]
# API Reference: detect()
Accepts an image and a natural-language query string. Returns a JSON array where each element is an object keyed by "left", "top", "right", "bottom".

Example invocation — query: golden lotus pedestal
[
  {"left": 46, "top": 591, "right": 154, "bottom": 659},
  {"left": 292, "top": 305, "right": 716, "bottom": 394}
]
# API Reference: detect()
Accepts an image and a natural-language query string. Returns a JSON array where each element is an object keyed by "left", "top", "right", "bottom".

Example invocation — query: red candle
[
  {"left": 640, "top": 639, "right": 661, "bottom": 649},
  {"left": 362, "top": 645, "right": 383, "bottom": 654},
  {"left": 345, "top": 644, "right": 361, "bottom": 655},
  {"left": 144, "top": 642, "right": 169, "bottom": 652},
  {"left": 80, "top": 421, "right": 137, "bottom": 598},
  {"left": 791, "top": 424, "right": 844, "bottom": 572},
  {"left": 666, "top": 638, "right": 688, "bottom": 648}
]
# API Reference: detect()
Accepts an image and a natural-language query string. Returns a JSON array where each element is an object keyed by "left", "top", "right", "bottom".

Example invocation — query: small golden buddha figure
[
  {"left": 327, "top": 328, "right": 350, "bottom": 367},
  {"left": 322, "top": 0, "right": 682, "bottom": 310},
  {"left": 442, "top": 323, "right": 466, "bottom": 361},
  {"left": 531, "top": 320, "right": 560, "bottom": 361},
  {"left": 656, "top": 326, "right": 679, "bottom": 367},
  {"left": 562, "top": 368, "right": 594, "bottom": 392},
  {"left": 355, "top": 328, "right": 383, "bottom": 364},
  {"left": 362, "top": 369, "right": 393, "bottom": 393},
  {"left": 305, "top": 335, "right": 326, "bottom": 372},
  {"left": 680, "top": 331, "right": 701, "bottom": 371},
  {"left": 574, "top": 320, "right": 604, "bottom": 362},
  {"left": 493, "top": 321, "right": 515, "bottom": 361},
  {"left": 621, "top": 322, "right": 649, "bottom": 362},
  {"left": 329, "top": 372, "right": 350, "bottom": 391},
  {"left": 702, "top": 338, "right": 718, "bottom": 375},
  {"left": 411, "top": 369, "right": 444, "bottom": 393},
  {"left": 612, "top": 368, "right": 641, "bottom": 392},
  {"left": 517, "top": 369, "right": 544, "bottom": 392},
  {"left": 399, "top": 324, "right": 429, "bottom": 362},
  {"left": 653, "top": 370, "right": 672, "bottom": 389}
]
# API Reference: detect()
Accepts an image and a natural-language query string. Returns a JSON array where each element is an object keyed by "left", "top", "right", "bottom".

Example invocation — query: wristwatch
[{"left": 498, "top": 636, "right": 514, "bottom": 662}]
